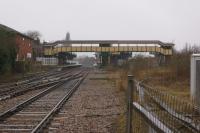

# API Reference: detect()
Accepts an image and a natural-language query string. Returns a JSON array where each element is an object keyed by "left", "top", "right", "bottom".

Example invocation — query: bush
[
  {"left": 167, "top": 44, "right": 200, "bottom": 80},
  {"left": 0, "top": 29, "right": 17, "bottom": 74},
  {"left": 15, "top": 61, "right": 31, "bottom": 73},
  {"left": 122, "top": 44, "right": 200, "bottom": 82},
  {"left": 127, "top": 55, "right": 156, "bottom": 79}
]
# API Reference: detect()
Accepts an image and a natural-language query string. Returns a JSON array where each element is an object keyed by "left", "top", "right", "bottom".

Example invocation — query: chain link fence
[{"left": 126, "top": 76, "right": 200, "bottom": 133}]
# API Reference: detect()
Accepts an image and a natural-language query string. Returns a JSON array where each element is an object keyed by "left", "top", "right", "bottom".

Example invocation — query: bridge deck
[
  {"left": 44, "top": 46, "right": 172, "bottom": 55},
  {"left": 46, "top": 40, "right": 174, "bottom": 47}
]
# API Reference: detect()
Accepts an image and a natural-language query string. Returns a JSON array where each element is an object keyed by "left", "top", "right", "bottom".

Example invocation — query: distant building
[
  {"left": 0, "top": 24, "right": 41, "bottom": 61},
  {"left": 65, "top": 32, "right": 70, "bottom": 41},
  {"left": 32, "top": 39, "right": 43, "bottom": 60}
]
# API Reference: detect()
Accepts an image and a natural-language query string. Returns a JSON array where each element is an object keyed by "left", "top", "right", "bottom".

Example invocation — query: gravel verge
[{"left": 47, "top": 69, "right": 126, "bottom": 133}]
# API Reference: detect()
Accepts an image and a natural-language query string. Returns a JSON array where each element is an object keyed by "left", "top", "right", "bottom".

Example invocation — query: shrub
[{"left": 0, "top": 29, "right": 17, "bottom": 74}]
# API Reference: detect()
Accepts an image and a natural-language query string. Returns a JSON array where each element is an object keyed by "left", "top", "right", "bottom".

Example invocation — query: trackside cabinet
[{"left": 191, "top": 54, "right": 200, "bottom": 107}]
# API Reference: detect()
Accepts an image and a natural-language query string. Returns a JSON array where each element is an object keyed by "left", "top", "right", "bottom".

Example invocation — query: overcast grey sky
[{"left": 0, "top": 0, "right": 200, "bottom": 50}]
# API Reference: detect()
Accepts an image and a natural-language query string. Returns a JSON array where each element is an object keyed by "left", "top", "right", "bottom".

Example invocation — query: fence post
[{"left": 126, "top": 75, "right": 134, "bottom": 133}]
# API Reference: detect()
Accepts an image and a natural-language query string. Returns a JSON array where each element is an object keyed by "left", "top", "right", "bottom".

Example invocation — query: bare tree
[{"left": 25, "top": 30, "right": 41, "bottom": 40}]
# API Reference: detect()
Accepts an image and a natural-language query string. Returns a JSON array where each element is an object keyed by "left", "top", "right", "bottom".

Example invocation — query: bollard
[{"left": 126, "top": 75, "right": 134, "bottom": 133}]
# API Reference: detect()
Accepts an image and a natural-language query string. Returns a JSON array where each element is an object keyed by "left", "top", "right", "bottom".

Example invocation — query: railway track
[
  {"left": 0, "top": 68, "right": 80, "bottom": 101},
  {"left": 0, "top": 70, "right": 87, "bottom": 133},
  {"left": 0, "top": 68, "right": 69, "bottom": 90},
  {"left": 0, "top": 70, "right": 54, "bottom": 89}
]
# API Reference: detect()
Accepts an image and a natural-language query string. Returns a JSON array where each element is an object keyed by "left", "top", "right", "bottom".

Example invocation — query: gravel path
[{"left": 47, "top": 70, "right": 125, "bottom": 133}]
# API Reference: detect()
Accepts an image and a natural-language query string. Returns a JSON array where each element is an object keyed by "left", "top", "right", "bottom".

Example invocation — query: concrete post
[
  {"left": 100, "top": 55, "right": 102, "bottom": 64},
  {"left": 108, "top": 55, "right": 111, "bottom": 64},
  {"left": 126, "top": 75, "right": 134, "bottom": 133}
]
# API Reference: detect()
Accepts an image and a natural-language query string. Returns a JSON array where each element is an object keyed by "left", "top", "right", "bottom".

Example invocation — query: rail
[
  {"left": 0, "top": 82, "right": 62, "bottom": 121},
  {"left": 0, "top": 66, "right": 82, "bottom": 101},
  {"left": 0, "top": 70, "right": 87, "bottom": 132},
  {"left": 32, "top": 73, "right": 88, "bottom": 133}
]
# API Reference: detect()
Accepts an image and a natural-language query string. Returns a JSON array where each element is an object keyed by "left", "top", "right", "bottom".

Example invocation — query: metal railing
[{"left": 126, "top": 75, "right": 200, "bottom": 133}]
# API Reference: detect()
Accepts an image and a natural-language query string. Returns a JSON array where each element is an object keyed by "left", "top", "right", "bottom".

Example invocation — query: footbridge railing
[{"left": 44, "top": 40, "right": 174, "bottom": 56}]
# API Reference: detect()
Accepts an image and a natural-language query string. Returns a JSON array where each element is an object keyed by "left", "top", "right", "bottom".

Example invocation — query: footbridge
[{"left": 43, "top": 40, "right": 174, "bottom": 56}]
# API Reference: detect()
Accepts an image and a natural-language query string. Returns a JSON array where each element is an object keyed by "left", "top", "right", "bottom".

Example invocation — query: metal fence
[{"left": 126, "top": 75, "right": 200, "bottom": 133}]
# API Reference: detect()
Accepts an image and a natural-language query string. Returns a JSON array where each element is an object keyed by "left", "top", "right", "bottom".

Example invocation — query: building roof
[
  {"left": 45, "top": 40, "right": 175, "bottom": 47},
  {"left": 0, "top": 24, "right": 34, "bottom": 40}
]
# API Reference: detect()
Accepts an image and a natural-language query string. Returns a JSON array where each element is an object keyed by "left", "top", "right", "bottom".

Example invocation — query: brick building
[
  {"left": 15, "top": 33, "right": 33, "bottom": 61},
  {"left": 0, "top": 24, "right": 41, "bottom": 61}
]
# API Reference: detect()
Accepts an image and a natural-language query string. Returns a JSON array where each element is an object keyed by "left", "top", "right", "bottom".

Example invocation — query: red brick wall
[{"left": 15, "top": 34, "right": 33, "bottom": 61}]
